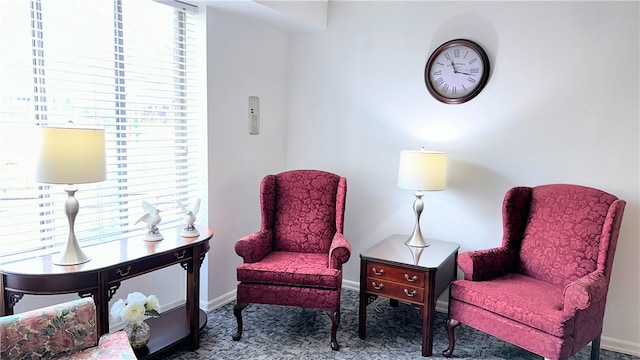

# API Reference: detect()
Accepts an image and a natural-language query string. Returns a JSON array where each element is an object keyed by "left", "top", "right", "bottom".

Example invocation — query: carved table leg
[
  {"left": 442, "top": 318, "right": 460, "bottom": 358},
  {"left": 232, "top": 302, "right": 248, "bottom": 341},
  {"left": 326, "top": 309, "right": 340, "bottom": 351}
]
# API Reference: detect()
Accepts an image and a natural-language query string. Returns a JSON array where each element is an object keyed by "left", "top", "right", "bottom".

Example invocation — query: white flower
[
  {"left": 146, "top": 295, "right": 161, "bottom": 313},
  {"left": 110, "top": 292, "right": 161, "bottom": 325},
  {"left": 126, "top": 292, "right": 147, "bottom": 305},
  {"left": 110, "top": 299, "right": 126, "bottom": 320},
  {"left": 122, "top": 302, "right": 146, "bottom": 324}
]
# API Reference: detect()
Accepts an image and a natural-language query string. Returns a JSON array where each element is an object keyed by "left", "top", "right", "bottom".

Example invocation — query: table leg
[
  {"left": 97, "top": 272, "right": 109, "bottom": 336},
  {"left": 186, "top": 246, "right": 203, "bottom": 350},
  {"left": 422, "top": 273, "right": 437, "bottom": 357},
  {"left": 358, "top": 259, "right": 367, "bottom": 339}
]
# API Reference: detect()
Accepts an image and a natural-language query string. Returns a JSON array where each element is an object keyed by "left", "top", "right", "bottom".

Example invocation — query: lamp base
[
  {"left": 53, "top": 247, "right": 91, "bottom": 266},
  {"left": 404, "top": 234, "right": 430, "bottom": 248},
  {"left": 404, "top": 191, "right": 430, "bottom": 248},
  {"left": 52, "top": 187, "right": 91, "bottom": 266}
]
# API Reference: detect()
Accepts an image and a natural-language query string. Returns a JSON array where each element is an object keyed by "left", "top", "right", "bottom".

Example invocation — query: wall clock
[{"left": 424, "top": 39, "right": 490, "bottom": 104}]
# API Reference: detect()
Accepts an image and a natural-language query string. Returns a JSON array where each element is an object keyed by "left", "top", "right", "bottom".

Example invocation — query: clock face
[{"left": 424, "top": 39, "right": 490, "bottom": 104}]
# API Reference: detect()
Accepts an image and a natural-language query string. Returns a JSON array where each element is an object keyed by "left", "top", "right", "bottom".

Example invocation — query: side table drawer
[
  {"left": 366, "top": 277, "right": 425, "bottom": 304},
  {"left": 366, "top": 262, "right": 425, "bottom": 287}
]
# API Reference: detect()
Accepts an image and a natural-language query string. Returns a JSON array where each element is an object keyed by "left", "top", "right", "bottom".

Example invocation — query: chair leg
[
  {"left": 442, "top": 318, "right": 460, "bottom": 358},
  {"left": 232, "top": 302, "right": 248, "bottom": 341},
  {"left": 326, "top": 309, "right": 341, "bottom": 351},
  {"left": 591, "top": 334, "right": 601, "bottom": 360}
]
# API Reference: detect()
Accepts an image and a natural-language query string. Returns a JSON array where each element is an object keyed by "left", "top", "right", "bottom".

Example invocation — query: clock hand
[
  {"left": 456, "top": 71, "right": 475, "bottom": 76},
  {"left": 448, "top": 57, "right": 458, "bottom": 73}
]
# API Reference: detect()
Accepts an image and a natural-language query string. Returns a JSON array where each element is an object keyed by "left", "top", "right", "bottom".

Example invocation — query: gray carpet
[{"left": 155, "top": 289, "right": 638, "bottom": 360}]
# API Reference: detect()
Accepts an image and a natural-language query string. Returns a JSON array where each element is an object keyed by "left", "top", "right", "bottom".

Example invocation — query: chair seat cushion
[
  {"left": 237, "top": 251, "right": 341, "bottom": 289},
  {"left": 451, "top": 273, "right": 573, "bottom": 337}
]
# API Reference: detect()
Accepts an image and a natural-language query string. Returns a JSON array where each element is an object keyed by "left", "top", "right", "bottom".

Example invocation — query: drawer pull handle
[
  {"left": 372, "top": 267, "right": 385, "bottom": 276},
  {"left": 405, "top": 274, "right": 418, "bottom": 282},
  {"left": 404, "top": 289, "right": 417, "bottom": 297},
  {"left": 116, "top": 266, "right": 131, "bottom": 277},
  {"left": 174, "top": 250, "right": 186, "bottom": 259},
  {"left": 371, "top": 282, "right": 384, "bottom": 290}
]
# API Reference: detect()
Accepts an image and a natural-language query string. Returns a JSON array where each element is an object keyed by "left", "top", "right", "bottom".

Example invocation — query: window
[{"left": 0, "top": 0, "right": 206, "bottom": 259}]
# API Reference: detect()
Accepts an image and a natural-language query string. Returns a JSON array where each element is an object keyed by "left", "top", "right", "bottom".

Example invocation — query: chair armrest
[
  {"left": 1, "top": 298, "right": 98, "bottom": 359},
  {"left": 69, "top": 331, "right": 137, "bottom": 359},
  {"left": 329, "top": 232, "right": 351, "bottom": 270},
  {"left": 458, "top": 247, "right": 517, "bottom": 281},
  {"left": 235, "top": 229, "right": 273, "bottom": 263},
  {"left": 563, "top": 271, "right": 608, "bottom": 313}
]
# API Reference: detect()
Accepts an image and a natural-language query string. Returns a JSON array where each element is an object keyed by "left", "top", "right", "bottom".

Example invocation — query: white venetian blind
[{"left": 0, "top": 0, "right": 205, "bottom": 259}]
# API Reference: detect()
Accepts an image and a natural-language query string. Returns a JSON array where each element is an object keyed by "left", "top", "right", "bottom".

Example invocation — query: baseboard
[
  {"left": 601, "top": 336, "right": 640, "bottom": 357},
  {"left": 203, "top": 281, "right": 640, "bottom": 357},
  {"left": 203, "top": 289, "right": 236, "bottom": 312}
]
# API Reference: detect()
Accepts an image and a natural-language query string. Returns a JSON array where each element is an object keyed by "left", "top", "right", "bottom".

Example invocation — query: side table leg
[
  {"left": 422, "top": 273, "right": 437, "bottom": 357},
  {"left": 358, "top": 259, "right": 367, "bottom": 339}
]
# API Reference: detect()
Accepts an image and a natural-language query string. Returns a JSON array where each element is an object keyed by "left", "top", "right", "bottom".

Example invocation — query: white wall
[
  {"left": 204, "top": 6, "right": 289, "bottom": 305},
  {"left": 287, "top": 1, "right": 639, "bottom": 355}
]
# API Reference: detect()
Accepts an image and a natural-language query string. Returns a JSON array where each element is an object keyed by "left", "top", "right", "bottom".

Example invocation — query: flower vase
[{"left": 123, "top": 321, "right": 151, "bottom": 349}]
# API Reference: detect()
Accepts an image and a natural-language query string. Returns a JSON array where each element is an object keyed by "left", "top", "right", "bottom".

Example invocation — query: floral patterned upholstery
[
  {"left": 233, "top": 170, "right": 351, "bottom": 351},
  {"left": 1, "top": 297, "right": 136, "bottom": 360},
  {"left": 444, "top": 184, "right": 626, "bottom": 360}
]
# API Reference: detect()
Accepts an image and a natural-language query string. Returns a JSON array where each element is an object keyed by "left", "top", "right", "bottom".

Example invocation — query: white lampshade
[
  {"left": 398, "top": 149, "right": 447, "bottom": 191},
  {"left": 36, "top": 126, "right": 106, "bottom": 184}
]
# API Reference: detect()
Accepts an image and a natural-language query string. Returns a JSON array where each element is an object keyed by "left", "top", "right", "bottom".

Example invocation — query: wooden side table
[{"left": 358, "top": 234, "right": 459, "bottom": 357}]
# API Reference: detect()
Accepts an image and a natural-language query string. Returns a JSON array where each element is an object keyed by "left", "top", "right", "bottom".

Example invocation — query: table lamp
[
  {"left": 397, "top": 148, "right": 446, "bottom": 247},
  {"left": 36, "top": 126, "right": 106, "bottom": 265}
]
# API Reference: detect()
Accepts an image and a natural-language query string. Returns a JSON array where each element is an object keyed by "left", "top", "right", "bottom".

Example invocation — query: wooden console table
[{"left": 0, "top": 225, "right": 212, "bottom": 359}]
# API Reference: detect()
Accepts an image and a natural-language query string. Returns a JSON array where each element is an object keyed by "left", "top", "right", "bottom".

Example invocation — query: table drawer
[
  {"left": 107, "top": 248, "right": 193, "bottom": 281},
  {"left": 366, "top": 262, "right": 425, "bottom": 287},
  {"left": 366, "top": 277, "right": 424, "bottom": 303}
]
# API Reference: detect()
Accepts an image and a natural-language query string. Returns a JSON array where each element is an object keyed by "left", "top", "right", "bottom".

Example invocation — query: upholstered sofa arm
[
  {"left": 329, "top": 232, "right": 351, "bottom": 270},
  {"left": 0, "top": 297, "right": 136, "bottom": 360},
  {"left": 563, "top": 271, "right": 608, "bottom": 313},
  {"left": 458, "top": 247, "right": 518, "bottom": 281},
  {"left": 235, "top": 229, "right": 274, "bottom": 263},
  {"left": 69, "top": 331, "right": 136, "bottom": 359}
]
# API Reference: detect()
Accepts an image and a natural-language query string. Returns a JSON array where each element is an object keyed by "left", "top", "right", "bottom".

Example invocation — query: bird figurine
[
  {"left": 176, "top": 197, "right": 200, "bottom": 237},
  {"left": 136, "top": 201, "right": 163, "bottom": 241}
]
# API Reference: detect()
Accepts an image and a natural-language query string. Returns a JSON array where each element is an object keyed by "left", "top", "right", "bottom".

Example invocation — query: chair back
[
  {"left": 264, "top": 170, "right": 345, "bottom": 254},
  {"left": 0, "top": 297, "right": 98, "bottom": 359},
  {"left": 517, "top": 184, "right": 624, "bottom": 287}
]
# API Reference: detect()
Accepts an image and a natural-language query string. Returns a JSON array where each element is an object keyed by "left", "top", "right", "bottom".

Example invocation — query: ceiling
[{"left": 198, "top": 0, "right": 328, "bottom": 33}]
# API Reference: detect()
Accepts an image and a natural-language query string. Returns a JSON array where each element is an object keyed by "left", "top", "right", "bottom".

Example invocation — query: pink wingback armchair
[
  {"left": 232, "top": 170, "right": 351, "bottom": 350},
  {"left": 443, "top": 184, "right": 626, "bottom": 360},
  {"left": 1, "top": 297, "right": 136, "bottom": 359}
]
